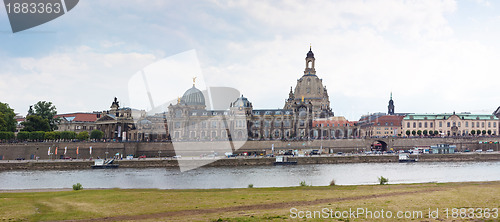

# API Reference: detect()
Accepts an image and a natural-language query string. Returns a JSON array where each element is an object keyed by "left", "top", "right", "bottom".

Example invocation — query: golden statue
[{"left": 192, "top": 76, "right": 197, "bottom": 86}]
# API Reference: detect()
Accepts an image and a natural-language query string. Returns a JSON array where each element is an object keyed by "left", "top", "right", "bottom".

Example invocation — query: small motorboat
[
  {"left": 273, "top": 156, "right": 297, "bottom": 165},
  {"left": 91, "top": 159, "right": 119, "bottom": 169}
]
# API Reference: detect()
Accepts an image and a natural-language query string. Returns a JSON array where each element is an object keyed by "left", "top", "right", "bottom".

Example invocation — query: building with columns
[{"left": 402, "top": 112, "right": 499, "bottom": 137}]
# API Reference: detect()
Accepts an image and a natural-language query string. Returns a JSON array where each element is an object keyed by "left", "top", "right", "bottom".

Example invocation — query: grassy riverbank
[{"left": 1, "top": 181, "right": 499, "bottom": 221}]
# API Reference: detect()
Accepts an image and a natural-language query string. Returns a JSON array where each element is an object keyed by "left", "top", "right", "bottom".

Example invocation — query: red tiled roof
[
  {"left": 372, "top": 115, "right": 404, "bottom": 126},
  {"left": 56, "top": 113, "right": 98, "bottom": 122}
]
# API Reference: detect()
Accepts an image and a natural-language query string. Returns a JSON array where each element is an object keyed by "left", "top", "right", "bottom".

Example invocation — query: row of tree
[
  {"left": 0, "top": 130, "right": 104, "bottom": 142},
  {"left": 405, "top": 129, "right": 493, "bottom": 136}
]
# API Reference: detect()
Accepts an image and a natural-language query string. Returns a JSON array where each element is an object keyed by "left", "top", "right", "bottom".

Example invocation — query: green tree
[
  {"left": 423, "top": 130, "right": 428, "bottom": 136},
  {"left": 482, "top": 130, "right": 487, "bottom": 135},
  {"left": 17, "top": 131, "right": 29, "bottom": 140},
  {"left": 21, "top": 115, "right": 50, "bottom": 132},
  {"left": 44, "top": 131, "right": 57, "bottom": 140},
  {"left": 411, "top": 130, "right": 416, "bottom": 136},
  {"left": 0, "top": 132, "right": 15, "bottom": 140},
  {"left": 31, "top": 101, "right": 60, "bottom": 131},
  {"left": 471, "top": 130, "right": 476, "bottom": 136},
  {"left": 488, "top": 130, "right": 492, "bottom": 135},
  {"left": 417, "top": 130, "right": 422, "bottom": 136},
  {"left": 29, "top": 131, "right": 45, "bottom": 141},
  {"left": 428, "top": 130, "right": 434, "bottom": 136},
  {"left": 405, "top": 130, "right": 411, "bottom": 137},
  {"left": 77, "top": 131, "right": 89, "bottom": 141},
  {"left": 60, "top": 131, "right": 77, "bottom": 141},
  {"left": 90, "top": 129, "right": 104, "bottom": 140},
  {"left": 434, "top": 130, "right": 438, "bottom": 136},
  {"left": 0, "top": 102, "right": 16, "bottom": 132}
]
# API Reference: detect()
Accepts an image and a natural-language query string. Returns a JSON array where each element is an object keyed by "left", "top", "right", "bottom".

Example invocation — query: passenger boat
[
  {"left": 273, "top": 156, "right": 297, "bottom": 165},
  {"left": 91, "top": 159, "right": 119, "bottom": 169},
  {"left": 398, "top": 153, "right": 418, "bottom": 162}
]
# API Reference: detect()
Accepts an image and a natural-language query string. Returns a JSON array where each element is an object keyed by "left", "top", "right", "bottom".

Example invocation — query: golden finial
[
  {"left": 177, "top": 97, "right": 181, "bottom": 104},
  {"left": 192, "top": 76, "right": 197, "bottom": 86},
  {"left": 301, "top": 96, "right": 304, "bottom": 102}
]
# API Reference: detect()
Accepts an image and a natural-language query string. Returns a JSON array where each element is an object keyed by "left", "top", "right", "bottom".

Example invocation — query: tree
[
  {"left": 17, "top": 131, "right": 29, "bottom": 141},
  {"left": 0, "top": 102, "right": 16, "bottom": 132},
  {"left": 77, "top": 131, "right": 89, "bottom": 141},
  {"left": 411, "top": 130, "right": 416, "bottom": 136},
  {"left": 29, "top": 131, "right": 45, "bottom": 141},
  {"left": 60, "top": 131, "right": 77, "bottom": 141},
  {"left": 406, "top": 130, "right": 411, "bottom": 137},
  {"left": 434, "top": 130, "right": 439, "bottom": 136},
  {"left": 417, "top": 130, "right": 422, "bottom": 136},
  {"left": 488, "top": 130, "right": 492, "bottom": 135},
  {"left": 482, "top": 130, "right": 487, "bottom": 135},
  {"left": 90, "top": 129, "right": 104, "bottom": 140},
  {"left": 31, "top": 101, "right": 60, "bottom": 131},
  {"left": 21, "top": 115, "right": 50, "bottom": 132},
  {"left": 429, "top": 130, "right": 434, "bottom": 136},
  {"left": 423, "top": 130, "right": 428, "bottom": 136},
  {"left": 471, "top": 130, "right": 476, "bottom": 136}
]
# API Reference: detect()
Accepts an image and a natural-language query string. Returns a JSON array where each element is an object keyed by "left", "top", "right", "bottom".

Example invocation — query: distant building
[
  {"left": 95, "top": 97, "right": 144, "bottom": 141},
  {"left": 312, "top": 117, "right": 359, "bottom": 139},
  {"left": 402, "top": 112, "right": 499, "bottom": 137},
  {"left": 56, "top": 113, "right": 100, "bottom": 133},
  {"left": 359, "top": 115, "right": 404, "bottom": 137}
]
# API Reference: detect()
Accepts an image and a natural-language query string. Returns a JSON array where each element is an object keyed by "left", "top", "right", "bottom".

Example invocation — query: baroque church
[{"left": 113, "top": 48, "right": 359, "bottom": 142}]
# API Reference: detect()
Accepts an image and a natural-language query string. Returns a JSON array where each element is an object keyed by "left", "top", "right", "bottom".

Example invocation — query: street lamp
[{"left": 158, "top": 150, "right": 162, "bottom": 159}]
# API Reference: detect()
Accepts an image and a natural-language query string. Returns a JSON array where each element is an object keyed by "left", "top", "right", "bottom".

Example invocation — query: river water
[{"left": 1, "top": 161, "right": 499, "bottom": 190}]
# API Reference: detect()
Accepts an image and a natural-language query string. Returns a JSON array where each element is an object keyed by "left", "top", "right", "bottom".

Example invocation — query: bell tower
[
  {"left": 304, "top": 45, "right": 316, "bottom": 75},
  {"left": 388, "top": 92, "right": 395, "bottom": 115}
]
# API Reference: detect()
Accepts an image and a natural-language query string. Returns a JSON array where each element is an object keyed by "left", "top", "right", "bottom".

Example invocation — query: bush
[
  {"left": 248, "top": 184, "right": 254, "bottom": 188},
  {"left": 90, "top": 129, "right": 104, "bottom": 140},
  {"left": 329, "top": 179, "right": 336, "bottom": 186},
  {"left": 44, "top": 131, "right": 56, "bottom": 140},
  {"left": 72, "top": 183, "right": 83, "bottom": 191},
  {"left": 60, "top": 131, "right": 76, "bottom": 141},
  {"left": 0, "top": 132, "right": 15, "bottom": 140},
  {"left": 29, "top": 131, "right": 45, "bottom": 141},
  {"left": 299, "top": 180, "right": 309, "bottom": 187},
  {"left": 378, "top": 176, "right": 389, "bottom": 185},
  {"left": 77, "top": 131, "right": 89, "bottom": 141},
  {"left": 17, "top": 131, "right": 30, "bottom": 141}
]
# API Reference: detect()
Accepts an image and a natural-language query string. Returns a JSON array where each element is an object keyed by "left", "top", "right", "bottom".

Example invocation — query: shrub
[
  {"left": 77, "top": 131, "right": 89, "bottom": 141},
  {"left": 378, "top": 176, "right": 389, "bottom": 185},
  {"left": 299, "top": 180, "right": 309, "bottom": 187},
  {"left": 90, "top": 129, "right": 104, "bottom": 140},
  {"left": 29, "top": 131, "right": 45, "bottom": 141},
  {"left": 72, "top": 183, "right": 83, "bottom": 191},
  {"left": 0, "top": 132, "right": 15, "bottom": 140},
  {"left": 329, "top": 179, "right": 336, "bottom": 186},
  {"left": 248, "top": 184, "right": 253, "bottom": 188},
  {"left": 17, "top": 131, "right": 30, "bottom": 141}
]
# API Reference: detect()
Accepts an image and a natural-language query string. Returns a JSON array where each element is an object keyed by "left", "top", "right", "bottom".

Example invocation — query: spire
[{"left": 390, "top": 92, "right": 392, "bottom": 100}]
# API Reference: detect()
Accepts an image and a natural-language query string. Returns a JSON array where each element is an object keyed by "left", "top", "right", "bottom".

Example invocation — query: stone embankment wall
[{"left": 1, "top": 137, "right": 499, "bottom": 161}]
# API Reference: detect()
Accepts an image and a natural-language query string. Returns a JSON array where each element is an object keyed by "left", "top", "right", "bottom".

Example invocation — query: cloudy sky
[{"left": 1, "top": 0, "right": 500, "bottom": 120}]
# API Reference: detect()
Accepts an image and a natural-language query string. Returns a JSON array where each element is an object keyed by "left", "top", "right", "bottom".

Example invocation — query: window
[
  {"left": 472, "top": 122, "right": 475, "bottom": 128},
  {"left": 418, "top": 122, "right": 422, "bottom": 128},
  {"left": 211, "top": 121, "right": 217, "bottom": 128},
  {"left": 264, "top": 120, "right": 271, "bottom": 127},
  {"left": 174, "top": 122, "right": 181, "bottom": 129},
  {"left": 458, "top": 122, "right": 461, "bottom": 127},
  {"left": 465, "top": 122, "right": 468, "bottom": 127},
  {"left": 201, "top": 122, "right": 207, "bottom": 128},
  {"left": 284, "top": 120, "right": 291, "bottom": 127},
  {"left": 494, "top": 122, "right": 497, "bottom": 128},
  {"left": 482, "top": 122, "right": 485, "bottom": 128},
  {"left": 254, "top": 121, "right": 260, "bottom": 127},
  {"left": 488, "top": 122, "right": 491, "bottom": 128},
  {"left": 447, "top": 122, "right": 450, "bottom": 127},
  {"left": 413, "top": 122, "right": 416, "bottom": 128},
  {"left": 407, "top": 122, "right": 410, "bottom": 128},
  {"left": 424, "top": 122, "right": 427, "bottom": 128},
  {"left": 439, "top": 122, "right": 442, "bottom": 127},
  {"left": 430, "top": 122, "right": 433, "bottom": 128},
  {"left": 274, "top": 121, "right": 281, "bottom": 127}
]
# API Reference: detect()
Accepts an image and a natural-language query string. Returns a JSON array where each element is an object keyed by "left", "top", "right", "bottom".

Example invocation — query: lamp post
[{"left": 158, "top": 150, "right": 162, "bottom": 159}]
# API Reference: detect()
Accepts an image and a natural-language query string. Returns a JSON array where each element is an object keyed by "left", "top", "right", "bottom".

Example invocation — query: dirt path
[{"left": 61, "top": 188, "right": 444, "bottom": 222}]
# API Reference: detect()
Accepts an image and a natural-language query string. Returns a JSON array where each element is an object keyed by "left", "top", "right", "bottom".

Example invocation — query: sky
[{"left": 1, "top": 0, "right": 500, "bottom": 120}]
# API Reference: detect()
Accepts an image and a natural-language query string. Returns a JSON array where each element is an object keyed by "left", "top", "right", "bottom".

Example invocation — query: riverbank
[
  {"left": 1, "top": 181, "right": 499, "bottom": 221},
  {"left": 0, "top": 152, "right": 499, "bottom": 171}
]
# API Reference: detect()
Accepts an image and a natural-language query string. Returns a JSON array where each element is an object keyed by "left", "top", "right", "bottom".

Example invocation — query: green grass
[{"left": 0, "top": 181, "right": 499, "bottom": 221}]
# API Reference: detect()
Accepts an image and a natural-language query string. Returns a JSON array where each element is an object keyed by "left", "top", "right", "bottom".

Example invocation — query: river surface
[{"left": 1, "top": 161, "right": 500, "bottom": 190}]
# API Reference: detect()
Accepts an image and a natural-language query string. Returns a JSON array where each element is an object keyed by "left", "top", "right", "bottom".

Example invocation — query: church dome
[
  {"left": 181, "top": 86, "right": 205, "bottom": 106},
  {"left": 232, "top": 95, "right": 252, "bottom": 108}
]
